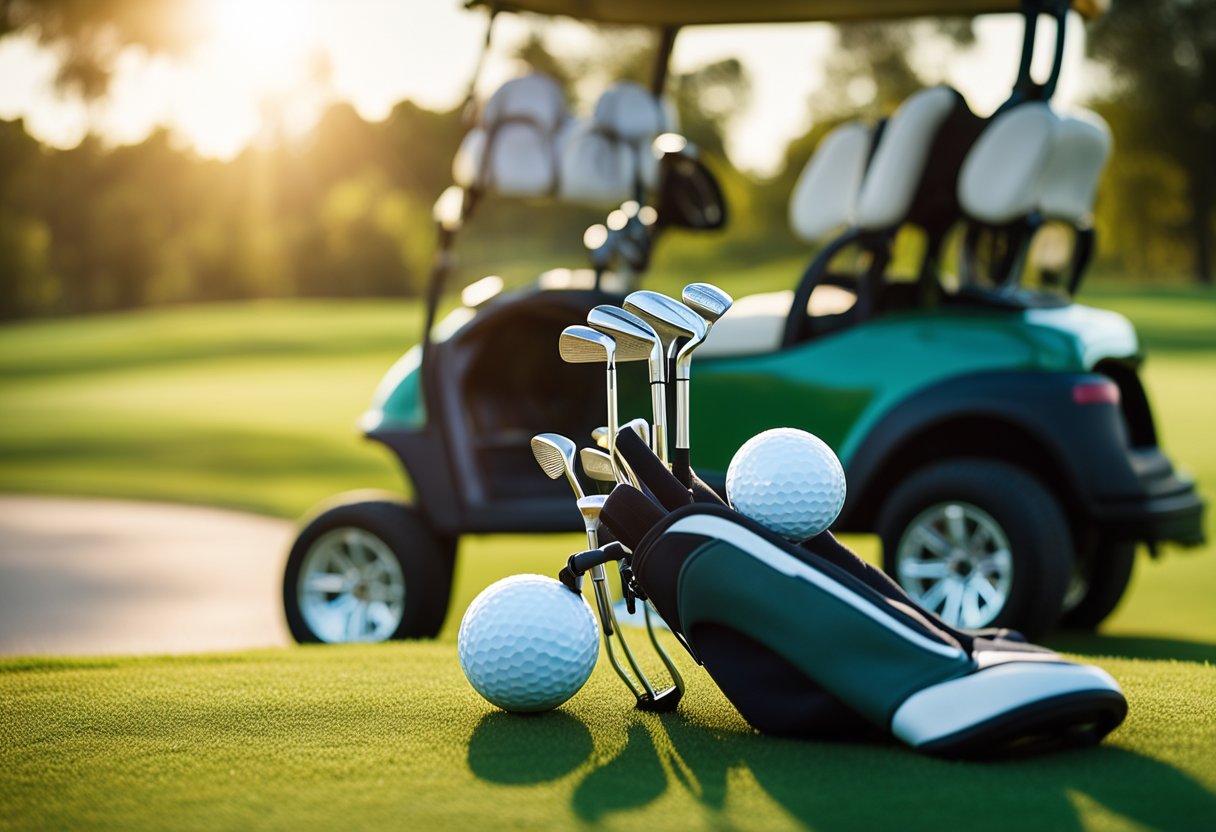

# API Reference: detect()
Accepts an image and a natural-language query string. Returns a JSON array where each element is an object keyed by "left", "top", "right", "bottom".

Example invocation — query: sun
[
  {"left": 203, "top": 0, "right": 321, "bottom": 95},
  {"left": 176, "top": 0, "right": 330, "bottom": 156}
]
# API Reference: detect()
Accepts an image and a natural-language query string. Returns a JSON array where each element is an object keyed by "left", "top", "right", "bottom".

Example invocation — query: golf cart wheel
[
  {"left": 1059, "top": 540, "right": 1136, "bottom": 631},
  {"left": 283, "top": 494, "right": 455, "bottom": 643},
  {"left": 877, "top": 459, "right": 1072, "bottom": 641}
]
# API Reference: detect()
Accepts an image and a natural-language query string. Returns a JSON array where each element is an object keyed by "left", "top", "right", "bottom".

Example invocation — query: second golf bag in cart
[{"left": 283, "top": 0, "right": 1205, "bottom": 645}]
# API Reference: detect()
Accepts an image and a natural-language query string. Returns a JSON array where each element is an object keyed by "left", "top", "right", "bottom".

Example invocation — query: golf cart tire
[
  {"left": 877, "top": 459, "right": 1073, "bottom": 642},
  {"left": 1060, "top": 540, "right": 1136, "bottom": 631},
  {"left": 283, "top": 494, "right": 456, "bottom": 643}
]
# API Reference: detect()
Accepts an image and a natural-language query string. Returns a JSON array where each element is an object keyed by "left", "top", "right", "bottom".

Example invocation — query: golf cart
[{"left": 283, "top": 0, "right": 1205, "bottom": 645}]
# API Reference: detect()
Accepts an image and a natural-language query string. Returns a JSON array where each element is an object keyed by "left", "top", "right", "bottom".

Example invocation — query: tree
[
  {"left": 1, "top": 0, "right": 198, "bottom": 96},
  {"left": 1088, "top": 1, "right": 1216, "bottom": 284}
]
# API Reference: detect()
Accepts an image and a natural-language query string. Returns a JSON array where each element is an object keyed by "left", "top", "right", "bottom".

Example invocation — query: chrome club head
[
  {"left": 580, "top": 447, "right": 617, "bottom": 484},
  {"left": 559, "top": 325, "right": 616, "bottom": 365},
  {"left": 682, "top": 283, "right": 733, "bottom": 331},
  {"left": 591, "top": 426, "right": 610, "bottom": 449},
  {"left": 530, "top": 433, "right": 584, "bottom": 500},
  {"left": 587, "top": 306, "right": 659, "bottom": 368},
  {"left": 560, "top": 325, "right": 623, "bottom": 483},
  {"left": 623, "top": 291, "right": 707, "bottom": 360}
]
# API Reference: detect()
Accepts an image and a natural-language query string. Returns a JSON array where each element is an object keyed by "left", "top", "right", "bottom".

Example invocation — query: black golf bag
[{"left": 595, "top": 428, "right": 1127, "bottom": 758}]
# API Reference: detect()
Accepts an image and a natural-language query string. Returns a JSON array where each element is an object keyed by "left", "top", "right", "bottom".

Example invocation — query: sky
[{"left": 0, "top": 0, "right": 1102, "bottom": 176}]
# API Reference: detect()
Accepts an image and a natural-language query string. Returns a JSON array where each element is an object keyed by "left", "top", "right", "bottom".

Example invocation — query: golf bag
[{"left": 599, "top": 432, "right": 1128, "bottom": 758}]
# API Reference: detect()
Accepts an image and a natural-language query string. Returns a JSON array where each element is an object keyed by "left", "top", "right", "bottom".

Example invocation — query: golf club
[
  {"left": 530, "top": 433, "right": 663, "bottom": 707},
  {"left": 559, "top": 326, "right": 623, "bottom": 482},
  {"left": 578, "top": 494, "right": 671, "bottom": 707},
  {"left": 587, "top": 305, "right": 667, "bottom": 465},
  {"left": 580, "top": 446, "right": 617, "bottom": 486},
  {"left": 678, "top": 283, "right": 733, "bottom": 482},
  {"left": 530, "top": 433, "right": 584, "bottom": 499},
  {"left": 682, "top": 283, "right": 733, "bottom": 338},
  {"left": 623, "top": 291, "right": 707, "bottom": 486},
  {"left": 591, "top": 426, "right": 610, "bottom": 450}
]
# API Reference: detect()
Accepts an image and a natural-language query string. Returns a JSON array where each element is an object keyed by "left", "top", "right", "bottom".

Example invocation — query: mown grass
[
  {"left": 1, "top": 278, "right": 1214, "bottom": 829},
  {"left": 2, "top": 645, "right": 1214, "bottom": 831}
]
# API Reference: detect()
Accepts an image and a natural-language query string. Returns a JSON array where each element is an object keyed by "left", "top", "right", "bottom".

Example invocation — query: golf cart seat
[
  {"left": 701, "top": 87, "right": 967, "bottom": 358},
  {"left": 959, "top": 103, "right": 1111, "bottom": 227},
  {"left": 956, "top": 102, "right": 1111, "bottom": 294},
  {"left": 788, "top": 120, "right": 872, "bottom": 242},
  {"left": 453, "top": 73, "right": 568, "bottom": 197},
  {"left": 559, "top": 81, "right": 677, "bottom": 204}
]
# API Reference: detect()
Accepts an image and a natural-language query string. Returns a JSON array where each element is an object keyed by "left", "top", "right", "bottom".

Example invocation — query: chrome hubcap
[
  {"left": 298, "top": 527, "right": 406, "bottom": 643},
  {"left": 895, "top": 502, "right": 1013, "bottom": 629}
]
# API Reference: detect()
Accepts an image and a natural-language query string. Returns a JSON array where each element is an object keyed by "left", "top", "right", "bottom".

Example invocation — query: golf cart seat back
[
  {"left": 958, "top": 103, "right": 1111, "bottom": 227},
  {"left": 630, "top": 502, "right": 1128, "bottom": 757},
  {"left": 559, "top": 82, "right": 678, "bottom": 204},
  {"left": 702, "top": 88, "right": 966, "bottom": 358},
  {"left": 854, "top": 85, "right": 962, "bottom": 231},
  {"left": 453, "top": 73, "right": 568, "bottom": 197},
  {"left": 789, "top": 121, "right": 872, "bottom": 242},
  {"left": 1039, "top": 110, "right": 1111, "bottom": 223}
]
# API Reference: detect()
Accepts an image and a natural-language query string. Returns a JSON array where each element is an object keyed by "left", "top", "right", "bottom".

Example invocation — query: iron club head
[
  {"left": 580, "top": 447, "right": 617, "bottom": 484},
  {"left": 622, "top": 290, "right": 707, "bottom": 360},
  {"left": 530, "top": 433, "right": 584, "bottom": 500},
  {"left": 587, "top": 306, "right": 660, "bottom": 368},
  {"left": 682, "top": 283, "right": 733, "bottom": 331}
]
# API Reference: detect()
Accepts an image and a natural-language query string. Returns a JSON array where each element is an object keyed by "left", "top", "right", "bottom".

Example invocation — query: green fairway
[
  {"left": 2, "top": 282, "right": 1214, "bottom": 829},
  {"left": 3, "top": 645, "right": 1215, "bottom": 831}
]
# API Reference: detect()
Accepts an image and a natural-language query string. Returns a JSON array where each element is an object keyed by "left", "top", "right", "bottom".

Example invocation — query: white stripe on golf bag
[
  {"left": 665, "top": 514, "right": 966, "bottom": 661},
  {"left": 890, "top": 661, "right": 1123, "bottom": 747}
]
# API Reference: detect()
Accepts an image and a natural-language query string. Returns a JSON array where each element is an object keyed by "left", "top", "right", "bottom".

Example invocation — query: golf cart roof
[{"left": 466, "top": 0, "right": 1108, "bottom": 26}]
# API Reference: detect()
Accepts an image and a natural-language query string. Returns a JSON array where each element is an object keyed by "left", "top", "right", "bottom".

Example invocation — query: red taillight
[{"left": 1073, "top": 380, "right": 1121, "bottom": 406}]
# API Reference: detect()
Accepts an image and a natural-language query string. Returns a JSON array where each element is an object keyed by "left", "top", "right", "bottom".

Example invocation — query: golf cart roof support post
[
  {"left": 420, "top": 226, "right": 456, "bottom": 369},
  {"left": 1005, "top": 0, "right": 1070, "bottom": 109},
  {"left": 461, "top": 5, "right": 500, "bottom": 127},
  {"left": 650, "top": 26, "right": 678, "bottom": 96}
]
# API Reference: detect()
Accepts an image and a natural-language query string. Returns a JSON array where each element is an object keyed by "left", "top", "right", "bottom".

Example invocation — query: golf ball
[
  {"left": 726, "top": 427, "right": 846, "bottom": 542},
  {"left": 458, "top": 574, "right": 599, "bottom": 713}
]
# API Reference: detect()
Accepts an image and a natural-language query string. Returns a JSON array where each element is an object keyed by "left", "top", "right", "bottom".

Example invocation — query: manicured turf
[
  {"left": 2, "top": 281, "right": 1214, "bottom": 828},
  {"left": 3, "top": 645, "right": 1215, "bottom": 831}
]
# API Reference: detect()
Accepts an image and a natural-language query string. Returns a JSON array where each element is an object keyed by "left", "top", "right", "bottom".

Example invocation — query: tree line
[{"left": 0, "top": 4, "right": 1212, "bottom": 321}]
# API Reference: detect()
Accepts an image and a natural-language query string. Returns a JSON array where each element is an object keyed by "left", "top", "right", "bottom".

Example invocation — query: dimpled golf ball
[
  {"left": 458, "top": 574, "right": 599, "bottom": 713},
  {"left": 726, "top": 427, "right": 847, "bottom": 542}
]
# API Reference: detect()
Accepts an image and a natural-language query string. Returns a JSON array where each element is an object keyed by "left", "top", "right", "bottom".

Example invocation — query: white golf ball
[
  {"left": 726, "top": 427, "right": 847, "bottom": 542},
  {"left": 458, "top": 574, "right": 599, "bottom": 713}
]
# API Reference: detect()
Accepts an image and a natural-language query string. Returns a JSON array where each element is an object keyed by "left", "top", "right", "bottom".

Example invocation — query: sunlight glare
[{"left": 205, "top": 0, "right": 320, "bottom": 94}]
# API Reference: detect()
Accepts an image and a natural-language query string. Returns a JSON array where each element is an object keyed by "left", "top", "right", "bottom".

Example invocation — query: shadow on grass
[
  {"left": 1045, "top": 633, "right": 1216, "bottom": 665},
  {"left": 468, "top": 707, "right": 1216, "bottom": 830},
  {"left": 467, "top": 711, "right": 593, "bottom": 785}
]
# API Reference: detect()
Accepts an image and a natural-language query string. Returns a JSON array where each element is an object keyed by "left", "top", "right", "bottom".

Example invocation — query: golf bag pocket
[{"left": 631, "top": 503, "right": 1127, "bottom": 757}]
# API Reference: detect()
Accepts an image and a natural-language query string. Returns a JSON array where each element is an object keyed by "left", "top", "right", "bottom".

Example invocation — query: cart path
[{"left": 0, "top": 495, "right": 293, "bottom": 657}]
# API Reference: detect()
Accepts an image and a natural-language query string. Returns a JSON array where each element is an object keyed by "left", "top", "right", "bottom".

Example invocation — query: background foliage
[{"left": 1, "top": 1, "right": 1213, "bottom": 322}]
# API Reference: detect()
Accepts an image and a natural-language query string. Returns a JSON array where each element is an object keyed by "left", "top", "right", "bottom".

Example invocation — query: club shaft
[
  {"left": 649, "top": 381, "right": 668, "bottom": 466},
  {"left": 674, "top": 357, "right": 692, "bottom": 486},
  {"left": 643, "top": 602, "right": 685, "bottom": 695},
  {"left": 586, "top": 526, "right": 655, "bottom": 700},
  {"left": 605, "top": 362, "right": 624, "bottom": 483}
]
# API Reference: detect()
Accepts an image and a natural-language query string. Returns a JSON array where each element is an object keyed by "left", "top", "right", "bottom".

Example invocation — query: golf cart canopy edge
[{"left": 465, "top": 0, "right": 1108, "bottom": 25}]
